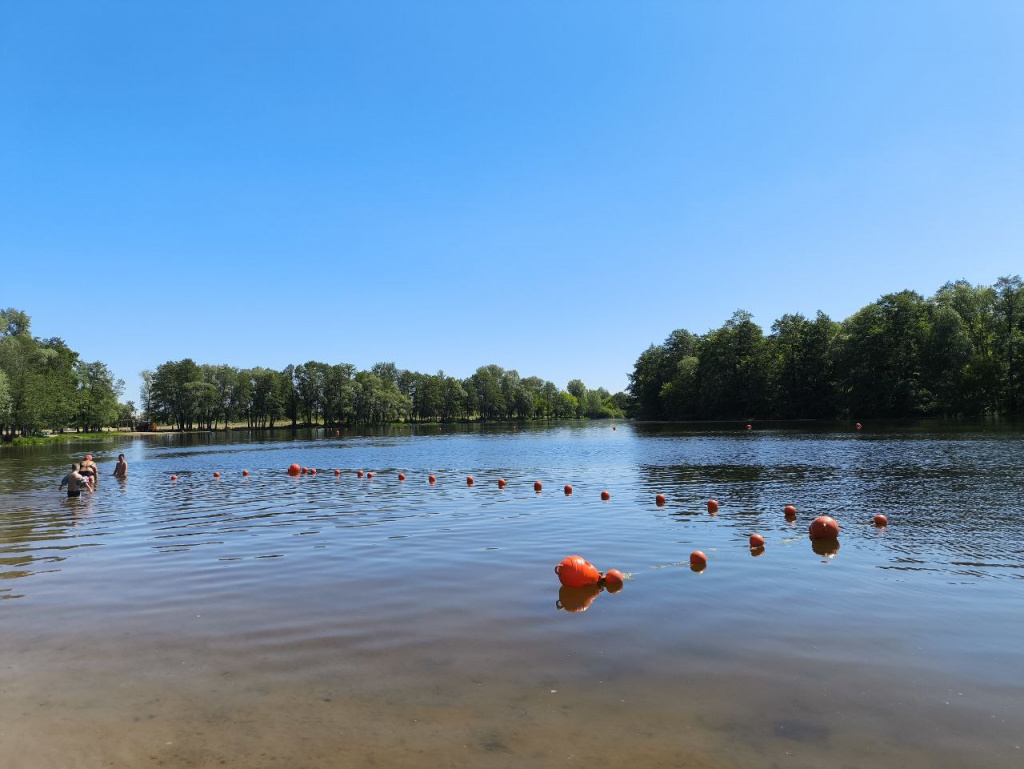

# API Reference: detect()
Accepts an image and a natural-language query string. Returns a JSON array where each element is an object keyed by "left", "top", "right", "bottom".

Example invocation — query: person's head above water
[
  {"left": 85, "top": 454, "right": 93, "bottom": 461},
  {"left": 118, "top": 454, "right": 125, "bottom": 461},
  {"left": 71, "top": 463, "right": 79, "bottom": 471}
]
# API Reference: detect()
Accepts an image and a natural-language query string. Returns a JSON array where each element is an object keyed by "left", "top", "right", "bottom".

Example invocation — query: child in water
[{"left": 113, "top": 454, "right": 127, "bottom": 478}]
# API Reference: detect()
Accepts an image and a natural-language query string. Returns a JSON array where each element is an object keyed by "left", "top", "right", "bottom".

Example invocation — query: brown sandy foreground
[{"left": 2, "top": 629, "right": 1009, "bottom": 769}]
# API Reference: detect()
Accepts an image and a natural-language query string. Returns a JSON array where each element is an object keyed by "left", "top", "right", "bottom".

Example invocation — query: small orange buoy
[
  {"left": 563, "top": 484, "right": 572, "bottom": 495},
  {"left": 603, "top": 569, "right": 624, "bottom": 589},
  {"left": 707, "top": 499, "right": 719, "bottom": 513},
  {"left": 334, "top": 469, "right": 341, "bottom": 476},
  {"left": 809, "top": 515, "right": 840, "bottom": 539},
  {"left": 288, "top": 463, "right": 301, "bottom": 477},
  {"left": 856, "top": 422, "right": 863, "bottom": 430},
  {"left": 466, "top": 476, "right": 474, "bottom": 486},
  {"left": 398, "top": 473, "right": 405, "bottom": 481},
  {"left": 310, "top": 468, "right": 317, "bottom": 475},
  {"left": 690, "top": 550, "right": 707, "bottom": 567},
  {"left": 555, "top": 555, "right": 601, "bottom": 588},
  {"left": 746, "top": 424, "right": 752, "bottom": 430},
  {"left": 497, "top": 478, "right": 506, "bottom": 488},
  {"left": 873, "top": 513, "right": 888, "bottom": 527},
  {"left": 170, "top": 475, "right": 178, "bottom": 481},
  {"left": 784, "top": 504, "right": 797, "bottom": 518},
  {"left": 357, "top": 470, "right": 364, "bottom": 478},
  {"left": 213, "top": 471, "right": 220, "bottom": 478},
  {"left": 600, "top": 490, "right": 610, "bottom": 501},
  {"left": 534, "top": 480, "right": 543, "bottom": 492},
  {"left": 366, "top": 471, "right": 373, "bottom": 479},
  {"left": 655, "top": 493, "right": 666, "bottom": 506},
  {"left": 749, "top": 533, "right": 765, "bottom": 548},
  {"left": 334, "top": 429, "right": 340, "bottom": 436},
  {"left": 242, "top": 469, "right": 249, "bottom": 477},
  {"left": 429, "top": 475, "right": 436, "bottom": 484}
]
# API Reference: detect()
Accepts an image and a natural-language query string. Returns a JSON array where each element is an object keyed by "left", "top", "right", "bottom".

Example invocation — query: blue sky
[{"left": 2, "top": 1, "right": 1022, "bottom": 404}]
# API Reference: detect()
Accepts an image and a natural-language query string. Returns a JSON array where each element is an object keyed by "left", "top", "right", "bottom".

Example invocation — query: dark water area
[{"left": 1, "top": 422, "right": 1022, "bottom": 768}]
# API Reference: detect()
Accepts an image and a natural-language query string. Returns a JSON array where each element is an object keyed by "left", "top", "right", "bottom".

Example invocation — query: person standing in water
[
  {"left": 59, "top": 463, "right": 94, "bottom": 498},
  {"left": 80, "top": 453, "right": 98, "bottom": 488},
  {"left": 113, "top": 453, "right": 128, "bottom": 478}
]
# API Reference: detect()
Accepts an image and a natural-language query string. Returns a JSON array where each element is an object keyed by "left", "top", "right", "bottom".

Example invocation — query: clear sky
[{"left": 2, "top": 1, "right": 1022, "bottom": 405}]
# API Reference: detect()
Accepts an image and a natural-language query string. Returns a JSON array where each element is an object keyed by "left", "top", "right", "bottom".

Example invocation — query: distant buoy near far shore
[
  {"left": 357, "top": 470, "right": 364, "bottom": 478},
  {"left": 334, "top": 469, "right": 341, "bottom": 476},
  {"left": 563, "top": 484, "right": 572, "bottom": 495},
  {"left": 707, "top": 499, "right": 719, "bottom": 514},
  {"left": 429, "top": 475, "right": 436, "bottom": 485},
  {"left": 856, "top": 422, "right": 863, "bottom": 430},
  {"left": 497, "top": 478, "right": 506, "bottom": 488},
  {"left": 213, "top": 471, "right": 220, "bottom": 478},
  {"left": 242, "top": 469, "right": 249, "bottom": 477},
  {"left": 809, "top": 515, "right": 840, "bottom": 539},
  {"left": 745, "top": 424, "right": 752, "bottom": 430},
  {"left": 398, "top": 473, "right": 405, "bottom": 481},
  {"left": 466, "top": 476, "right": 474, "bottom": 486},
  {"left": 534, "top": 480, "right": 543, "bottom": 492}
]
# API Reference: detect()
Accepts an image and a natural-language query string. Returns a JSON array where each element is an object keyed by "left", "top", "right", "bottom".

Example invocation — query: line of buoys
[
  {"left": 809, "top": 515, "right": 839, "bottom": 539},
  {"left": 873, "top": 513, "right": 887, "bottom": 527},
  {"left": 600, "top": 490, "right": 610, "bottom": 501},
  {"left": 534, "top": 480, "right": 543, "bottom": 492},
  {"left": 563, "top": 484, "right": 572, "bottom": 495},
  {"left": 655, "top": 493, "right": 666, "bottom": 506},
  {"left": 707, "top": 499, "right": 719, "bottom": 514}
]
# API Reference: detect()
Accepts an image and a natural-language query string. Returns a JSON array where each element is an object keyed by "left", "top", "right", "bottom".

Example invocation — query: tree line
[
  {"left": 142, "top": 360, "right": 627, "bottom": 430},
  {"left": 0, "top": 309, "right": 128, "bottom": 438},
  {"left": 627, "top": 276, "right": 1024, "bottom": 421}
]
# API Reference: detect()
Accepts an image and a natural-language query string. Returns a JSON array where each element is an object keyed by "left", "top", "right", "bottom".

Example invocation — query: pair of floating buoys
[{"left": 554, "top": 555, "right": 624, "bottom": 590}]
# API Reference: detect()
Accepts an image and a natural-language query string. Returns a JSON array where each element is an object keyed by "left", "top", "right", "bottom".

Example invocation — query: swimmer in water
[
  {"left": 59, "top": 463, "right": 93, "bottom": 498},
  {"left": 80, "top": 453, "right": 98, "bottom": 488},
  {"left": 113, "top": 453, "right": 127, "bottom": 478}
]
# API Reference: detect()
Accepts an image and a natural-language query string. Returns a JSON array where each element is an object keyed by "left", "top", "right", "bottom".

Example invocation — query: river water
[{"left": 1, "top": 422, "right": 1021, "bottom": 768}]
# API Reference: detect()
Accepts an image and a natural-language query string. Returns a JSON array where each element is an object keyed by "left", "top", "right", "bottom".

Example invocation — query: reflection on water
[{"left": 1, "top": 422, "right": 1023, "bottom": 768}]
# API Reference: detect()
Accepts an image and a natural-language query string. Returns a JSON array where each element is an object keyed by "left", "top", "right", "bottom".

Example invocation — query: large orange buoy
[
  {"left": 749, "top": 533, "right": 765, "bottom": 548},
  {"left": 429, "top": 474, "right": 436, "bottom": 484},
  {"left": 170, "top": 475, "right": 178, "bottom": 481},
  {"left": 603, "top": 569, "right": 624, "bottom": 589},
  {"left": 467, "top": 476, "right": 474, "bottom": 486},
  {"left": 655, "top": 493, "right": 666, "bottom": 506},
  {"left": 554, "top": 555, "right": 601, "bottom": 588},
  {"left": 357, "top": 469, "right": 364, "bottom": 478},
  {"left": 242, "top": 469, "right": 249, "bottom": 477},
  {"left": 784, "top": 504, "right": 797, "bottom": 518},
  {"left": 809, "top": 515, "right": 840, "bottom": 539},
  {"left": 556, "top": 584, "right": 601, "bottom": 613},
  {"left": 690, "top": 550, "right": 707, "bottom": 567},
  {"left": 334, "top": 469, "right": 341, "bottom": 476},
  {"left": 873, "top": 513, "right": 888, "bottom": 527},
  {"left": 534, "top": 481, "right": 543, "bottom": 492},
  {"left": 398, "top": 473, "right": 405, "bottom": 481},
  {"left": 213, "top": 471, "right": 220, "bottom": 478},
  {"left": 707, "top": 499, "right": 719, "bottom": 513},
  {"left": 600, "top": 490, "right": 610, "bottom": 501},
  {"left": 288, "top": 463, "right": 301, "bottom": 476},
  {"left": 497, "top": 478, "right": 506, "bottom": 488},
  {"left": 563, "top": 484, "right": 572, "bottom": 495}
]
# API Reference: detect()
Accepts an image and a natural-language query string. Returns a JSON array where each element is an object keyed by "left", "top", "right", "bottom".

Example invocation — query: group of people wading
[{"left": 59, "top": 453, "right": 127, "bottom": 498}]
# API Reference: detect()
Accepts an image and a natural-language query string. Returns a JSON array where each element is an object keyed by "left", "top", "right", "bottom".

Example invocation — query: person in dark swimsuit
[
  {"left": 80, "top": 454, "right": 98, "bottom": 488},
  {"left": 59, "top": 463, "right": 93, "bottom": 498}
]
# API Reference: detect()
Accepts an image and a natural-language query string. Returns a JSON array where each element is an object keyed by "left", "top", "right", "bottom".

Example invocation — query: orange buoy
[
  {"left": 429, "top": 474, "right": 436, "bottom": 484},
  {"left": 466, "top": 476, "right": 474, "bottom": 486},
  {"left": 655, "top": 493, "right": 666, "bottom": 506},
  {"left": 213, "top": 471, "right": 220, "bottom": 478},
  {"left": 856, "top": 422, "right": 863, "bottom": 430},
  {"left": 310, "top": 468, "right": 317, "bottom": 475},
  {"left": 288, "top": 463, "right": 301, "bottom": 477},
  {"left": 784, "top": 504, "right": 797, "bottom": 518},
  {"left": 749, "top": 533, "right": 765, "bottom": 548},
  {"left": 809, "top": 515, "right": 840, "bottom": 539},
  {"left": 357, "top": 469, "right": 364, "bottom": 478},
  {"left": 873, "top": 513, "right": 888, "bottom": 527},
  {"left": 497, "top": 478, "right": 506, "bottom": 488},
  {"left": 242, "top": 469, "right": 249, "bottom": 477},
  {"left": 398, "top": 473, "right": 405, "bottom": 481},
  {"left": 170, "top": 475, "right": 178, "bottom": 481},
  {"left": 600, "top": 490, "right": 610, "bottom": 501},
  {"left": 334, "top": 429, "right": 340, "bottom": 436},
  {"left": 534, "top": 480, "right": 543, "bottom": 492},
  {"left": 366, "top": 471, "right": 373, "bottom": 479},
  {"left": 707, "top": 499, "right": 719, "bottom": 513},
  {"left": 555, "top": 555, "right": 601, "bottom": 588},
  {"left": 690, "top": 550, "right": 707, "bottom": 567},
  {"left": 745, "top": 424, "right": 752, "bottom": 430},
  {"left": 563, "top": 484, "right": 572, "bottom": 495},
  {"left": 556, "top": 584, "right": 601, "bottom": 613},
  {"left": 334, "top": 469, "right": 341, "bottom": 476},
  {"left": 603, "top": 569, "right": 624, "bottom": 589}
]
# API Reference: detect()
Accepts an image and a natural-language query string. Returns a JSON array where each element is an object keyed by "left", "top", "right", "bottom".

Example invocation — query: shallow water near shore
[{"left": 1, "top": 421, "right": 1022, "bottom": 768}]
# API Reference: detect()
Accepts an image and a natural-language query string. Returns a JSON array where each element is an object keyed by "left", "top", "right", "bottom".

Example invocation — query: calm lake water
[{"left": 1, "top": 422, "right": 1022, "bottom": 768}]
